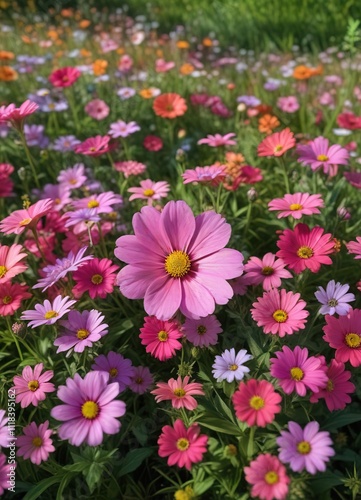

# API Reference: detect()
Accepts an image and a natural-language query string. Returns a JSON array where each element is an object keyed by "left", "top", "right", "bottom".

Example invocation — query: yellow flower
[{"left": 174, "top": 486, "right": 194, "bottom": 500}]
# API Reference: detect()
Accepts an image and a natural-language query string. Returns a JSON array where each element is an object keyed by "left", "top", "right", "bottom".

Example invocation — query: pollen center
[
  {"left": 81, "top": 400, "right": 99, "bottom": 419},
  {"left": 158, "top": 330, "right": 168, "bottom": 342},
  {"left": 28, "top": 380, "right": 39, "bottom": 391},
  {"left": 87, "top": 200, "right": 100, "bottom": 208},
  {"left": 165, "top": 250, "right": 191, "bottom": 278},
  {"left": 317, "top": 154, "right": 329, "bottom": 162},
  {"left": 274, "top": 144, "right": 283, "bottom": 152},
  {"left": 109, "top": 368, "right": 118, "bottom": 377},
  {"left": 289, "top": 203, "right": 303, "bottom": 211},
  {"left": 327, "top": 298, "right": 338, "bottom": 307},
  {"left": 197, "top": 325, "right": 207, "bottom": 335},
  {"left": 32, "top": 437, "right": 43, "bottom": 447},
  {"left": 297, "top": 245, "right": 313, "bottom": 259},
  {"left": 143, "top": 189, "right": 155, "bottom": 197},
  {"left": 19, "top": 217, "right": 32, "bottom": 227},
  {"left": 228, "top": 364, "right": 238, "bottom": 371},
  {"left": 272, "top": 309, "right": 288, "bottom": 323},
  {"left": 290, "top": 367, "right": 304, "bottom": 380},
  {"left": 297, "top": 440, "right": 311, "bottom": 454},
  {"left": 249, "top": 395, "right": 265, "bottom": 410},
  {"left": 261, "top": 266, "right": 274, "bottom": 276},
  {"left": 345, "top": 333, "right": 361, "bottom": 348},
  {"left": 326, "top": 379, "right": 334, "bottom": 392},
  {"left": 264, "top": 471, "right": 279, "bottom": 485},
  {"left": 174, "top": 388, "right": 186, "bottom": 397},
  {"left": 0, "top": 266, "right": 7, "bottom": 279},
  {"left": 76, "top": 329, "right": 90, "bottom": 339},
  {"left": 2, "top": 295, "right": 12, "bottom": 304},
  {"left": 44, "top": 310, "right": 59, "bottom": 319},
  {"left": 176, "top": 438, "right": 190, "bottom": 451},
  {"left": 91, "top": 274, "right": 103, "bottom": 284}
]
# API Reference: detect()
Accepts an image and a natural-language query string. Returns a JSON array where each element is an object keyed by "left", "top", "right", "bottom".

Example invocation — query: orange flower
[
  {"left": 176, "top": 40, "right": 189, "bottom": 49},
  {"left": 80, "top": 49, "right": 91, "bottom": 57},
  {"left": 225, "top": 152, "right": 246, "bottom": 180},
  {"left": 79, "top": 20, "right": 91, "bottom": 29},
  {"left": 61, "top": 8, "right": 73, "bottom": 17},
  {"left": 0, "top": 51, "right": 14, "bottom": 60},
  {"left": 116, "top": 48, "right": 125, "bottom": 55},
  {"left": 93, "top": 59, "right": 108, "bottom": 76},
  {"left": 179, "top": 63, "right": 194, "bottom": 75},
  {"left": 21, "top": 35, "right": 32, "bottom": 44},
  {"left": 153, "top": 93, "right": 187, "bottom": 119},
  {"left": 139, "top": 88, "right": 159, "bottom": 99},
  {"left": 227, "top": 83, "right": 236, "bottom": 90},
  {"left": 156, "top": 49, "right": 163, "bottom": 58},
  {"left": 293, "top": 65, "right": 323, "bottom": 80},
  {"left": 258, "top": 114, "right": 280, "bottom": 134},
  {"left": 0, "top": 66, "right": 18, "bottom": 81},
  {"left": 47, "top": 30, "right": 58, "bottom": 40},
  {"left": 202, "top": 37, "right": 213, "bottom": 47}
]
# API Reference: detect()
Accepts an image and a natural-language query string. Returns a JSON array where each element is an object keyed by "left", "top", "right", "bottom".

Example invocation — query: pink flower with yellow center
[{"left": 12, "top": 363, "right": 55, "bottom": 408}]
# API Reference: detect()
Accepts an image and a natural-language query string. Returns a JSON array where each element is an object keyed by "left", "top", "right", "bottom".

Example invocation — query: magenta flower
[
  {"left": 20, "top": 295, "right": 76, "bottom": 328},
  {"left": 0, "top": 410, "right": 9, "bottom": 448},
  {"left": 139, "top": 316, "right": 183, "bottom": 361},
  {"left": 16, "top": 421, "right": 55, "bottom": 465},
  {"left": 183, "top": 314, "right": 222, "bottom": 347},
  {"left": 51, "top": 371, "right": 126, "bottom": 446},
  {"left": 49, "top": 66, "right": 81, "bottom": 87},
  {"left": 92, "top": 351, "right": 134, "bottom": 392},
  {"left": 151, "top": 376, "right": 204, "bottom": 410},
  {"left": 115, "top": 201, "right": 244, "bottom": 320},
  {"left": 75, "top": 135, "right": 112, "bottom": 156},
  {"left": 322, "top": 308, "right": 361, "bottom": 367},
  {"left": 346, "top": 236, "right": 361, "bottom": 259},
  {"left": 13, "top": 363, "right": 55, "bottom": 408},
  {"left": 270, "top": 346, "right": 328, "bottom": 396},
  {"left": 297, "top": 137, "right": 349, "bottom": 177},
  {"left": 251, "top": 289, "right": 309, "bottom": 337},
  {"left": 72, "top": 258, "right": 119, "bottom": 299},
  {"left": 197, "top": 133, "right": 237, "bottom": 147},
  {"left": 128, "top": 179, "right": 170, "bottom": 205},
  {"left": 268, "top": 193, "right": 324, "bottom": 219},
  {"left": 243, "top": 253, "right": 292, "bottom": 291},
  {"left": 277, "top": 421, "right": 335, "bottom": 474},
  {"left": 244, "top": 453, "right": 290, "bottom": 500}
]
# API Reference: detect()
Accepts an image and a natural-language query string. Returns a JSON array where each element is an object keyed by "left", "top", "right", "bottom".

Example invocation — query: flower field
[{"left": 1, "top": 4, "right": 361, "bottom": 500}]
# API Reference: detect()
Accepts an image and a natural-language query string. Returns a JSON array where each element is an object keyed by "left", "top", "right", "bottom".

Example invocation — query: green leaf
[
  {"left": 197, "top": 415, "right": 244, "bottom": 436},
  {"left": 63, "top": 462, "right": 90, "bottom": 472},
  {"left": 194, "top": 477, "right": 215, "bottom": 495},
  {"left": 322, "top": 411, "right": 361, "bottom": 431},
  {"left": 308, "top": 471, "right": 344, "bottom": 493},
  {"left": 23, "top": 475, "right": 62, "bottom": 500},
  {"left": 117, "top": 448, "right": 154, "bottom": 478},
  {"left": 84, "top": 462, "right": 104, "bottom": 494}
]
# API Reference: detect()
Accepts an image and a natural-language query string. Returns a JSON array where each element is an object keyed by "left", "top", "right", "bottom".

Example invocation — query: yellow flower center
[
  {"left": 289, "top": 203, "right": 303, "bottom": 211},
  {"left": 297, "top": 245, "right": 314, "bottom": 259},
  {"left": 0, "top": 266, "right": 7, "bottom": 279},
  {"left": 272, "top": 309, "right": 288, "bottom": 323},
  {"left": 28, "top": 380, "right": 39, "bottom": 391},
  {"left": 91, "top": 274, "right": 103, "bottom": 284},
  {"left": 326, "top": 379, "right": 334, "bottom": 392},
  {"left": 158, "top": 330, "right": 168, "bottom": 342},
  {"left": 2, "top": 295, "right": 12, "bottom": 305},
  {"left": 249, "top": 395, "right": 265, "bottom": 410},
  {"left": 264, "top": 471, "right": 279, "bottom": 485},
  {"left": 87, "top": 200, "right": 100, "bottom": 208},
  {"left": 297, "top": 440, "right": 311, "bottom": 454},
  {"left": 164, "top": 250, "right": 191, "bottom": 278},
  {"left": 197, "top": 325, "right": 207, "bottom": 335},
  {"left": 317, "top": 154, "right": 329, "bottom": 162},
  {"left": 32, "top": 437, "right": 43, "bottom": 447},
  {"left": 143, "top": 188, "right": 155, "bottom": 197},
  {"left": 19, "top": 217, "right": 32, "bottom": 226},
  {"left": 228, "top": 364, "right": 238, "bottom": 371},
  {"left": 274, "top": 144, "right": 283, "bottom": 152},
  {"left": 109, "top": 368, "right": 118, "bottom": 378},
  {"left": 55, "top": 198, "right": 61, "bottom": 205},
  {"left": 290, "top": 367, "right": 304, "bottom": 380},
  {"left": 261, "top": 266, "right": 274, "bottom": 276},
  {"left": 76, "top": 329, "right": 89, "bottom": 339},
  {"left": 174, "top": 388, "right": 186, "bottom": 397},
  {"left": 81, "top": 400, "right": 99, "bottom": 419},
  {"left": 345, "top": 333, "right": 361, "bottom": 348},
  {"left": 44, "top": 310, "right": 59, "bottom": 320},
  {"left": 176, "top": 438, "right": 190, "bottom": 451}
]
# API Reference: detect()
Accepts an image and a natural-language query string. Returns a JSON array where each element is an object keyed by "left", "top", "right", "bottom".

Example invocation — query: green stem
[
  {"left": 279, "top": 156, "right": 291, "bottom": 194},
  {"left": 247, "top": 426, "right": 256, "bottom": 459},
  {"left": 19, "top": 132, "right": 40, "bottom": 189}
]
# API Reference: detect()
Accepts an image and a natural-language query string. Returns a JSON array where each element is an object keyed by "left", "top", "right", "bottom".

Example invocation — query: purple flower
[
  {"left": 129, "top": 366, "right": 153, "bottom": 394},
  {"left": 183, "top": 314, "right": 222, "bottom": 347},
  {"left": 50, "top": 371, "right": 126, "bottom": 446},
  {"left": 277, "top": 421, "right": 335, "bottom": 474},
  {"left": 63, "top": 208, "right": 100, "bottom": 228},
  {"left": 20, "top": 296, "right": 77, "bottom": 328},
  {"left": 236, "top": 95, "right": 261, "bottom": 106},
  {"left": 92, "top": 351, "right": 135, "bottom": 392},
  {"left": 108, "top": 120, "right": 140, "bottom": 138},
  {"left": 315, "top": 280, "right": 355, "bottom": 316},
  {"left": 54, "top": 309, "right": 108, "bottom": 355},
  {"left": 40, "top": 183, "right": 72, "bottom": 211},
  {"left": 117, "top": 87, "right": 136, "bottom": 100},
  {"left": 57, "top": 163, "right": 87, "bottom": 189},
  {"left": 24, "top": 124, "right": 49, "bottom": 148},
  {"left": 52, "top": 135, "right": 81, "bottom": 152},
  {"left": 212, "top": 348, "right": 252, "bottom": 382}
]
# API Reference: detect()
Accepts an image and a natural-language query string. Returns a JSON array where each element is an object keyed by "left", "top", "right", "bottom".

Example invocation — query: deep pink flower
[
  {"left": 49, "top": 66, "right": 81, "bottom": 87},
  {"left": 297, "top": 137, "right": 349, "bottom": 177},
  {"left": 13, "top": 363, "right": 55, "bottom": 408},
  {"left": 158, "top": 419, "right": 208, "bottom": 470},
  {"left": 0, "top": 244, "right": 27, "bottom": 284},
  {"left": 0, "top": 198, "right": 53, "bottom": 235},
  {"left": 257, "top": 128, "right": 295, "bottom": 157},
  {"left": 0, "top": 282, "right": 31, "bottom": 316},
  {"left": 251, "top": 288, "right": 309, "bottom": 337},
  {"left": 143, "top": 135, "right": 163, "bottom": 151},
  {"left": 344, "top": 171, "right": 361, "bottom": 189},
  {"left": 270, "top": 346, "right": 328, "bottom": 397},
  {"left": 244, "top": 454, "right": 290, "bottom": 500},
  {"left": 346, "top": 236, "right": 361, "bottom": 259},
  {"left": 75, "top": 135, "right": 111, "bottom": 156},
  {"left": 197, "top": 133, "right": 236, "bottom": 147},
  {"left": 16, "top": 421, "right": 55, "bottom": 465},
  {"left": 115, "top": 201, "right": 244, "bottom": 320},
  {"left": 276, "top": 223, "right": 334, "bottom": 274},
  {"left": 139, "top": 316, "right": 183, "bottom": 361},
  {"left": 322, "top": 308, "right": 361, "bottom": 367},
  {"left": 268, "top": 193, "right": 324, "bottom": 219},
  {"left": 243, "top": 253, "right": 292, "bottom": 290},
  {"left": 337, "top": 112, "right": 361, "bottom": 130},
  {"left": 151, "top": 376, "right": 204, "bottom": 410},
  {"left": 128, "top": 179, "right": 170, "bottom": 205},
  {"left": 72, "top": 258, "right": 119, "bottom": 299}
]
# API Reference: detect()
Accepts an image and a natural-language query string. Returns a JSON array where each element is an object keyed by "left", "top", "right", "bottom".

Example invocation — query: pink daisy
[
  {"left": 12, "top": 363, "right": 55, "bottom": 408},
  {"left": 270, "top": 346, "right": 328, "bottom": 396},
  {"left": 346, "top": 236, "right": 361, "bottom": 259},
  {"left": 0, "top": 100, "right": 39, "bottom": 130},
  {"left": 344, "top": 171, "right": 361, "bottom": 189},
  {"left": 310, "top": 359, "right": 355, "bottom": 411},
  {"left": 197, "top": 133, "right": 237, "bottom": 147},
  {"left": 251, "top": 288, "right": 309, "bottom": 337},
  {"left": 297, "top": 137, "right": 349, "bottom": 177},
  {"left": 16, "top": 421, "right": 55, "bottom": 465},
  {"left": 20, "top": 295, "right": 76, "bottom": 328},
  {"left": 57, "top": 163, "right": 87, "bottom": 189},
  {"left": 322, "top": 308, "right": 361, "bottom": 367},
  {"left": 71, "top": 191, "right": 122, "bottom": 214},
  {"left": 244, "top": 453, "right": 290, "bottom": 500},
  {"left": 268, "top": 193, "right": 324, "bottom": 219},
  {"left": 115, "top": 201, "right": 244, "bottom": 320},
  {"left": 75, "top": 135, "right": 111, "bottom": 156},
  {"left": 276, "top": 223, "right": 334, "bottom": 274},
  {"left": 232, "top": 379, "right": 282, "bottom": 427},
  {"left": 114, "top": 160, "right": 147, "bottom": 178},
  {"left": 157, "top": 419, "right": 208, "bottom": 471},
  {"left": 257, "top": 128, "right": 296, "bottom": 157},
  {"left": 0, "top": 410, "right": 9, "bottom": 448},
  {"left": 243, "top": 253, "right": 292, "bottom": 290},
  {"left": 0, "top": 282, "right": 31, "bottom": 316},
  {"left": 84, "top": 99, "right": 110, "bottom": 120},
  {"left": 0, "top": 244, "right": 27, "bottom": 284},
  {"left": 182, "top": 314, "right": 222, "bottom": 347},
  {"left": 182, "top": 165, "right": 227, "bottom": 186},
  {"left": 129, "top": 366, "right": 153, "bottom": 394},
  {"left": 72, "top": 258, "right": 119, "bottom": 299},
  {"left": 48, "top": 66, "right": 81, "bottom": 87},
  {"left": 51, "top": 371, "right": 126, "bottom": 446},
  {"left": 128, "top": 179, "right": 170, "bottom": 205},
  {"left": 151, "top": 376, "right": 204, "bottom": 410},
  {"left": 139, "top": 316, "right": 183, "bottom": 361},
  {"left": 0, "top": 198, "right": 53, "bottom": 235}
]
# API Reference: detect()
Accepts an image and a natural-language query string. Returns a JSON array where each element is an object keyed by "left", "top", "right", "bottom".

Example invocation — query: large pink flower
[
  {"left": 0, "top": 244, "right": 27, "bottom": 284},
  {"left": 115, "top": 201, "right": 244, "bottom": 320},
  {"left": 297, "top": 137, "right": 349, "bottom": 177},
  {"left": 322, "top": 309, "right": 361, "bottom": 367}
]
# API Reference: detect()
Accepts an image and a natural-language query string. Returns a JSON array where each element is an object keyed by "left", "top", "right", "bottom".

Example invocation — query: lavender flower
[
  {"left": 315, "top": 280, "right": 355, "bottom": 316},
  {"left": 108, "top": 120, "right": 140, "bottom": 138},
  {"left": 212, "top": 348, "right": 252, "bottom": 383}
]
